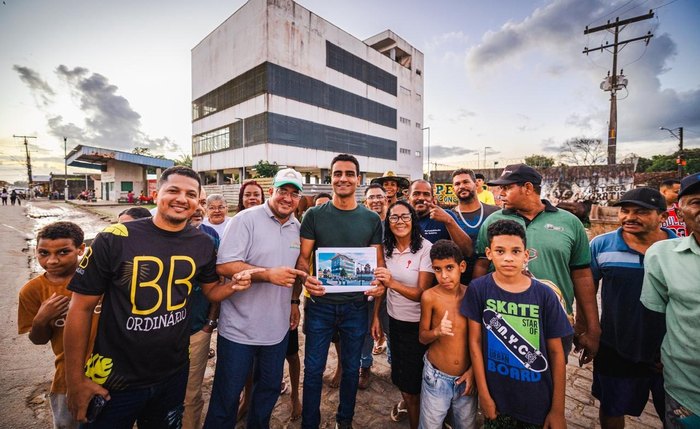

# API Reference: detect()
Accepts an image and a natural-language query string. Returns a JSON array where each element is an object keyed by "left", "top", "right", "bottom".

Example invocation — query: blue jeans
[
  {"left": 81, "top": 366, "right": 188, "bottom": 429},
  {"left": 302, "top": 300, "right": 368, "bottom": 428},
  {"left": 203, "top": 333, "right": 289, "bottom": 429},
  {"left": 419, "top": 355, "right": 477, "bottom": 429},
  {"left": 360, "top": 300, "right": 375, "bottom": 369}
]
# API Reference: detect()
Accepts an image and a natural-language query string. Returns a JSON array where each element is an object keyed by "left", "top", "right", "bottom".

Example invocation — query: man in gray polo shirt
[{"left": 203, "top": 168, "right": 308, "bottom": 428}]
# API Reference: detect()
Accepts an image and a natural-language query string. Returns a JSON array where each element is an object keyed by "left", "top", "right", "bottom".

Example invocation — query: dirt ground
[{"left": 0, "top": 200, "right": 661, "bottom": 428}]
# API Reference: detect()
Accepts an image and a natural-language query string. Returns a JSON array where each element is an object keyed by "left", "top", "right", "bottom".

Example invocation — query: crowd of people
[{"left": 16, "top": 156, "right": 700, "bottom": 429}]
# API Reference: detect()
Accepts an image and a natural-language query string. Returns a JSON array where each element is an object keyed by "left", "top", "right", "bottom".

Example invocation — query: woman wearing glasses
[{"left": 373, "top": 201, "right": 435, "bottom": 429}]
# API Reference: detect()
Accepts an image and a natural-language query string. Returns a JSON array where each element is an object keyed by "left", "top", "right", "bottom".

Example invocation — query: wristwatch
[
  {"left": 291, "top": 299, "right": 301, "bottom": 305},
  {"left": 206, "top": 319, "right": 218, "bottom": 329}
]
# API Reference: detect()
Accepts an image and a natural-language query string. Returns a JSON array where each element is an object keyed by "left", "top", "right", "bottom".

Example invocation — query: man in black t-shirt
[{"left": 64, "top": 166, "right": 256, "bottom": 427}]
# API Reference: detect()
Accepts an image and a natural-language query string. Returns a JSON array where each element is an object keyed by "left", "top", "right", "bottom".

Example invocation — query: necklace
[{"left": 455, "top": 203, "right": 484, "bottom": 229}]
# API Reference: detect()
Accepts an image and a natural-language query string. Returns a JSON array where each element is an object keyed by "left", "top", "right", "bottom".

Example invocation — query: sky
[{"left": 1, "top": 0, "right": 699, "bottom": 183}]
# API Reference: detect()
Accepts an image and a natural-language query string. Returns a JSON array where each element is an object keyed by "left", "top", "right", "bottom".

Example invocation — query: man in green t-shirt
[
  {"left": 473, "top": 164, "right": 600, "bottom": 364},
  {"left": 296, "top": 154, "right": 385, "bottom": 429},
  {"left": 642, "top": 172, "right": 700, "bottom": 428}
]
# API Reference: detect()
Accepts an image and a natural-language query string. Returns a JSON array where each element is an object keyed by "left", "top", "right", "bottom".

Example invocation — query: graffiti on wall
[
  {"left": 540, "top": 165, "right": 635, "bottom": 205},
  {"left": 430, "top": 164, "right": 636, "bottom": 206}
]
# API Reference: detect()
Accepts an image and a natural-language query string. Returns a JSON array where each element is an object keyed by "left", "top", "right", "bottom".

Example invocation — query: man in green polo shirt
[
  {"left": 473, "top": 164, "right": 600, "bottom": 364},
  {"left": 642, "top": 172, "right": 700, "bottom": 428}
]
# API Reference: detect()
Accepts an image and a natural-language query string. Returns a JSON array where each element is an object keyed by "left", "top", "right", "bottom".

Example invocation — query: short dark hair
[
  {"left": 118, "top": 207, "right": 152, "bottom": 220},
  {"left": 429, "top": 239, "right": 464, "bottom": 264},
  {"left": 486, "top": 219, "right": 527, "bottom": 248},
  {"left": 157, "top": 166, "right": 201, "bottom": 191},
  {"left": 410, "top": 179, "right": 434, "bottom": 196},
  {"left": 475, "top": 173, "right": 485, "bottom": 180},
  {"left": 660, "top": 179, "right": 681, "bottom": 189},
  {"left": 313, "top": 192, "right": 332, "bottom": 204},
  {"left": 330, "top": 153, "right": 360, "bottom": 175},
  {"left": 37, "top": 221, "right": 84, "bottom": 248},
  {"left": 364, "top": 183, "right": 385, "bottom": 196},
  {"left": 452, "top": 168, "right": 475, "bottom": 181}
]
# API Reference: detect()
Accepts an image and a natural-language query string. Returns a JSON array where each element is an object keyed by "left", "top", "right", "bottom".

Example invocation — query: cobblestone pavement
[
  {"left": 5, "top": 201, "right": 662, "bottom": 428},
  {"left": 211, "top": 323, "right": 662, "bottom": 429}
]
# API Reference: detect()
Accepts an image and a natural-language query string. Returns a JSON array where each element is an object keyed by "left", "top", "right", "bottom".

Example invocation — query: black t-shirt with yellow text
[{"left": 68, "top": 218, "right": 219, "bottom": 390}]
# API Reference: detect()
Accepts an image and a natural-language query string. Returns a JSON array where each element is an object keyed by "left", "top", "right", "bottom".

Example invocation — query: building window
[
  {"left": 268, "top": 112, "right": 396, "bottom": 160},
  {"left": 192, "top": 63, "right": 267, "bottom": 121},
  {"left": 416, "top": 93, "right": 421, "bottom": 101},
  {"left": 192, "top": 126, "right": 230, "bottom": 155},
  {"left": 326, "top": 41, "right": 397, "bottom": 96},
  {"left": 268, "top": 63, "right": 396, "bottom": 129},
  {"left": 400, "top": 86, "right": 411, "bottom": 96},
  {"left": 415, "top": 151, "right": 421, "bottom": 157},
  {"left": 416, "top": 69, "right": 422, "bottom": 76},
  {"left": 400, "top": 148, "right": 411, "bottom": 155},
  {"left": 400, "top": 117, "right": 411, "bottom": 126},
  {"left": 416, "top": 122, "right": 421, "bottom": 129},
  {"left": 121, "top": 182, "right": 133, "bottom": 192}
]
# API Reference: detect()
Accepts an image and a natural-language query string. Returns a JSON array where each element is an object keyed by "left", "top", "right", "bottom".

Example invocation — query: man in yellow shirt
[{"left": 475, "top": 173, "right": 496, "bottom": 205}]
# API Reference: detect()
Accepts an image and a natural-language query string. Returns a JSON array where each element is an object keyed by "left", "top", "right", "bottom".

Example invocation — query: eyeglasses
[
  {"left": 366, "top": 195, "right": 385, "bottom": 201},
  {"left": 388, "top": 213, "right": 412, "bottom": 224},
  {"left": 275, "top": 187, "right": 303, "bottom": 200},
  {"left": 208, "top": 206, "right": 227, "bottom": 212}
]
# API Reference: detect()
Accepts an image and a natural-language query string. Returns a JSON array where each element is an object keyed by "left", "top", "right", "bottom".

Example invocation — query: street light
[
  {"left": 235, "top": 117, "right": 246, "bottom": 184},
  {"left": 483, "top": 146, "right": 492, "bottom": 169},
  {"left": 660, "top": 126, "right": 684, "bottom": 179},
  {"left": 421, "top": 127, "right": 430, "bottom": 178},
  {"left": 64, "top": 137, "right": 68, "bottom": 202}
]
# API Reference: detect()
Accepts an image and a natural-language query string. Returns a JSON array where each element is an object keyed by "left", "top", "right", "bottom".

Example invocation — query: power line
[{"left": 582, "top": 11, "right": 655, "bottom": 165}]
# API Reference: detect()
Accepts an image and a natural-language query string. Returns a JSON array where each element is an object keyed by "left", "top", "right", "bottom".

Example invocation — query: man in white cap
[{"left": 204, "top": 168, "right": 308, "bottom": 428}]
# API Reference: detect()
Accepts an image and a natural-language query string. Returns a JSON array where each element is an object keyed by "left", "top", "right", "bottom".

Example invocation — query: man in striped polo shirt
[{"left": 590, "top": 187, "right": 675, "bottom": 428}]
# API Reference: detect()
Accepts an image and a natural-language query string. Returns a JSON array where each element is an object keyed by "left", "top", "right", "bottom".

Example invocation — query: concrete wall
[
  {"left": 431, "top": 164, "right": 637, "bottom": 206},
  {"left": 102, "top": 161, "right": 147, "bottom": 202},
  {"left": 192, "top": 0, "right": 423, "bottom": 180}
]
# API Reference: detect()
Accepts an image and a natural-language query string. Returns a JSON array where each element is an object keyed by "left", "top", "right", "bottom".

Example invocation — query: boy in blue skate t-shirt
[{"left": 462, "top": 220, "right": 572, "bottom": 428}]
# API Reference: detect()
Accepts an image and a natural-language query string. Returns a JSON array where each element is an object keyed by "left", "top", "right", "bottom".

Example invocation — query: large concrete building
[{"left": 191, "top": 0, "right": 424, "bottom": 185}]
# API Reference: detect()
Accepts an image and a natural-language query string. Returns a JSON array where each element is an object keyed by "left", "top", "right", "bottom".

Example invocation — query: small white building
[
  {"left": 66, "top": 145, "right": 174, "bottom": 201},
  {"left": 191, "top": 0, "right": 424, "bottom": 184}
]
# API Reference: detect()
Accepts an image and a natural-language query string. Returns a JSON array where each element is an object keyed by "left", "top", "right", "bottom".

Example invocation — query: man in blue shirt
[
  {"left": 407, "top": 179, "right": 472, "bottom": 258},
  {"left": 590, "top": 187, "right": 675, "bottom": 428}
]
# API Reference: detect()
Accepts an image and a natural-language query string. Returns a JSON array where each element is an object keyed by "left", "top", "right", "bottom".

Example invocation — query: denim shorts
[
  {"left": 665, "top": 392, "right": 700, "bottom": 429},
  {"left": 418, "top": 354, "right": 477, "bottom": 429}
]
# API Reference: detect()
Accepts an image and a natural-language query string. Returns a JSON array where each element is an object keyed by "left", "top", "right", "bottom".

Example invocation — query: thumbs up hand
[{"left": 436, "top": 310, "right": 454, "bottom": 337}]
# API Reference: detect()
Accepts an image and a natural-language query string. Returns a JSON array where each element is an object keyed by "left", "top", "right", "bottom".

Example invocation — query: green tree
[
  {"left": 175, "top": 153, "right": 192, "bottom": 168},
  {"left": 644, "top": 148, "right": 700, "bottom": 174},
  {"left": 253, "top": 160, "right": 279, "bottom": 178},
  {"left": 524, "top": 154, "right": 555, "bottom": 168}
]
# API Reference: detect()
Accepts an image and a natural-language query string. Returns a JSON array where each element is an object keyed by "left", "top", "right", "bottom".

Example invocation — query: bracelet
[
  {"left": 291, "top": 299, "right": 301, "bottom": 305},
  {"left": 206, "top": 319, "right": 217, "bottom": 328}
]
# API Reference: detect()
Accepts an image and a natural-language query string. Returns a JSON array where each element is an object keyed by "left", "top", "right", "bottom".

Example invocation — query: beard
[{"left": 457, "top": 190, "right": 476, "bottom": 204}]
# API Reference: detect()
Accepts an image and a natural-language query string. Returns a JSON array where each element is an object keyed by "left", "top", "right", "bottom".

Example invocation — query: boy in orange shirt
[{"left": 18, "top": 222, "right": 95, "bottom": 429}]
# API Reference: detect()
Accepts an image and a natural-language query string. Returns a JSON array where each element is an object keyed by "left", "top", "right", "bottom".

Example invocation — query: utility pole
[
  {"left": 64, "top": 137, "right": 69, "bottom": 202},
  {"left": 583, "top": 10, "right": 654, "bottom": 165},
  {"left": 13, "top": 134, "right": 37, "bottom": 198},
  {"left": 660, "top": 126, "right": 685, "bottom": 179}
]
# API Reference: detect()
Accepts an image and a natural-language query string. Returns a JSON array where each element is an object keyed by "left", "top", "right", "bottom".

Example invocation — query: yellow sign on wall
[{"left": 434, "top": 183, "right": 458, "bottom": 206}]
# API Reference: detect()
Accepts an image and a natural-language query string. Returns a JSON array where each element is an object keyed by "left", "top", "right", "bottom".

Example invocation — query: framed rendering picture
[{"left": 315, "top": 247, "right": 377, "bottom": 293}]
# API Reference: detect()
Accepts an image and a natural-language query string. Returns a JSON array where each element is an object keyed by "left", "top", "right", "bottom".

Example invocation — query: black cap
[
  {"left": 613, "top": 187, "right": 666, "bottom": 211},
  {"left": 679, "top": 172, "right": 700, "bottom": 198},
  {"left": 487, "top": 164, "right": 542, "bottom": 186}
]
